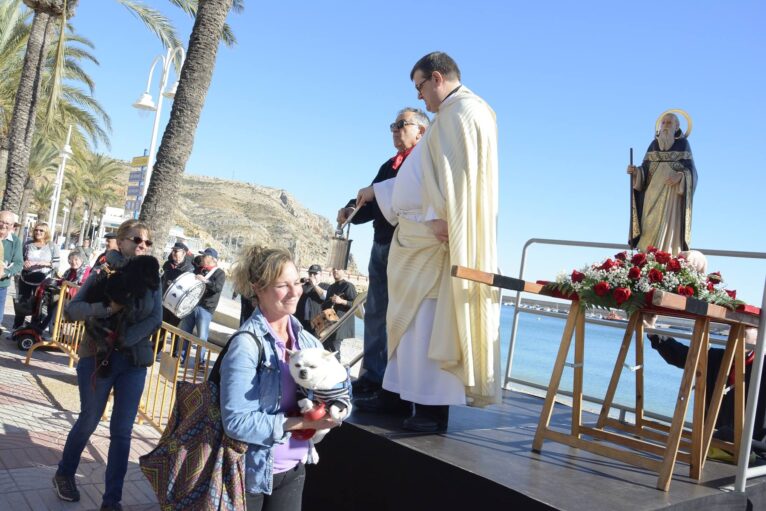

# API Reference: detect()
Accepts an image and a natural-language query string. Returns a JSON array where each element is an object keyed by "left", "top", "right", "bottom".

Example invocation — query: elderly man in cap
[
  {"left": 92, "top": 232, "right": 118, "bottom": 273},
  {"left": 179, "top": 247, "right": 226, "bottom": 365},
  {"left": 0, "top": 211, "right": 24, "bottom": 335},
  {"left": 161, "top": 241, "right": 195, "bottom": 327}
]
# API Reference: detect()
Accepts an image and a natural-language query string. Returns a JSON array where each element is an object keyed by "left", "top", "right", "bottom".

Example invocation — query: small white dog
[{"left": 287, "top": 347, "right": 352, "bottom": 461}]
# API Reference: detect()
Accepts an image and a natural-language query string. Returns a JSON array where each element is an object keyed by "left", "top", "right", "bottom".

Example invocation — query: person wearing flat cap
[
  {"left": 179, "top": 247, "right": 225, "bottom": 365},
  {"left": 161, "top": 242, "right": 194, "bottom": 326},
  {"left": 91, "top": 232, "right": 119, "bottom": 273}
]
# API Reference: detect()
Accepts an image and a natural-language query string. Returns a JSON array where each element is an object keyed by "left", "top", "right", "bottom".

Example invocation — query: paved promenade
[{"left": 0, "top": 297, "right": 161, "bottom": 510}]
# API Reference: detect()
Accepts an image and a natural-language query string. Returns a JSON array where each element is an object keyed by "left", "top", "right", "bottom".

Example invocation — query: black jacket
[
  {"left": 652, "top": 335, "right": 766, "bottom": 441},
  {"left": 345, "top": 157, "right": 400, "bottom": 244},
  {"left": 196, "top": 266, "right": 226, "bottom": 313},
  {"left": 321, "top": 280, "right": 358, "bottom": 341},
  {"left": 161, "top": 257, "right": 194, "bottom": 291},
  {"left": 296, "top": 281, "right": 330, "bottom": 334}
]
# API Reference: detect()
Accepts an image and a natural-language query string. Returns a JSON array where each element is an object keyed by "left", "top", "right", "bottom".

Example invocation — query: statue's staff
[{"left": 628, "top": 147, "right": 633, "bottom": 246}]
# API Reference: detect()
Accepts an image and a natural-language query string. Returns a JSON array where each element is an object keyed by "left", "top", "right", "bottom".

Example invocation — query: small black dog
[{"left": 83, "top": 255, "right": 160, "bottom": 376}]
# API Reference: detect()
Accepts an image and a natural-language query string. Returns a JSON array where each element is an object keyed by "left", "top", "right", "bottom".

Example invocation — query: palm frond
[
  {"left": 63, "top": 58, "right": 95, "bottom": 94},
  {"left": 117, "top": 0, "right": 183, "bottom": 51}
]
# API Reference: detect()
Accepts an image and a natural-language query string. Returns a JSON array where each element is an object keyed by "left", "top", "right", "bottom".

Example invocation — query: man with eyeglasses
[
  {"left": 0, "top": 211, "right": 24, "bottom": 335},
  {"left": 296, "top": 263, "right": 328, "bottom": 335},
  {"left": 356, "top": 52, "right": 501, "bottom": 433},
  {"left": 336, "top": 107, "right": 429, "bottom": 413}
]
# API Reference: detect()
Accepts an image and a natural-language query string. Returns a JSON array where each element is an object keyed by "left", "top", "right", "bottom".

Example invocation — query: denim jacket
[{"left": 219, "top": 308, "right": 324, "bottom": 495}]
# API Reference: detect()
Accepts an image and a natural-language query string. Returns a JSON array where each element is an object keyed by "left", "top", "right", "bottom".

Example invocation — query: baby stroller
[{"left": 12, "top": 275, "right": 62, "bottom": 350}]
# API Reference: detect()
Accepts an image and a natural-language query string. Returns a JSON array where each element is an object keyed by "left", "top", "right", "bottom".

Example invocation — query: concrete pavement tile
[
  {"left": 9, "top": 465, "right": 57, "bottom": 490},
  {"left": 22, "top": 487, "right": 77, "bottom": 511},
  {"left": 79, "top": 483, "right": 104, "bottom": 509},
  {"left": 120, "top": 479, "right": 153, "bottom": 506},
  {"left": 132, "top": 478, "right": 159, "bottom": 504},
  {"left": 0, "top": 448, "right": 26, "bottom": 469},
  {"left": 124, "top": 463, "right": 147, "bottom": 482},
  {"left": 0, "top": 490, "right": 31, "bottom": 511},
  {"left": 0, "top": 469, "right": 18, "bottom": 492}
]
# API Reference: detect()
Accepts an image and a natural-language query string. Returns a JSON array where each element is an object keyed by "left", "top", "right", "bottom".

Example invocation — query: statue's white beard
[{"left": 658, "top": 127, "right": 675, "bottom": 151}]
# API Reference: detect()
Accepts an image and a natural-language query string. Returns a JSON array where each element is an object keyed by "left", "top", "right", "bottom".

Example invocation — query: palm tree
[
  {"left": 0, "top": 4, "right": 110, "bottom": 173},
  {"left": 62, "top": 151, "right": 124, "bottom": 242},
  {"left": 2, "top": 0, "right": 190, "bottom": 213},
  {"left": 0, "top": 0, "right": 29, "bottom": 175},
  {"left": 18, "top": 137, "right": 58, "bottom": 223},
  {"left": 141, "top": 0, "right": 244, "bottom": 244},
  {"left": 30, "top": 178, "right": 54, "bottom": 218}
]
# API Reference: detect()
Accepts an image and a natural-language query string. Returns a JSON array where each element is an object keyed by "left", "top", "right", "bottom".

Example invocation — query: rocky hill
[{"left": 172, "top": 175, "right": 355, "bottom": 271}]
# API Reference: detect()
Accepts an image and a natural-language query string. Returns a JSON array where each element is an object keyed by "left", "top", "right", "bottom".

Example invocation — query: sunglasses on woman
[{"left": 128, "top": 236, "right": 153, "bottom": 247}]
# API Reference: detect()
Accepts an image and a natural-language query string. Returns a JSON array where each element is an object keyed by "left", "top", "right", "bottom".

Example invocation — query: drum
[{"left": 162, "top": 272, "right": 206, "bottom": 319}]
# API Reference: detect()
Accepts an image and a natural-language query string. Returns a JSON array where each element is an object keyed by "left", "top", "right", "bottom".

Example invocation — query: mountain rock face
[{"left": 174, "top": 175, "right": 355, "bottom": 271}]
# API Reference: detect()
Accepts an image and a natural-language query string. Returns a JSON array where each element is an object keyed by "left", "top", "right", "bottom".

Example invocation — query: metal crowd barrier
[
  {"left": 23, "top": 280, "right": 221, "bottom": 434},
  {"left": 24, "top": 281, "right": 84, "bottom": 367}
]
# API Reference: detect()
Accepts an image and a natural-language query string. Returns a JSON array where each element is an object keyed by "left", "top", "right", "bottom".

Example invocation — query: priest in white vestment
[{"left": 357, "top": 52, "right": 501, "bottom": 432}]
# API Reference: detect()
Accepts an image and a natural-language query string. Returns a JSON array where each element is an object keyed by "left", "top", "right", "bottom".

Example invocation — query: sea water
[{"left": 356, "top": 306, "right": 694, "bottom": 419}]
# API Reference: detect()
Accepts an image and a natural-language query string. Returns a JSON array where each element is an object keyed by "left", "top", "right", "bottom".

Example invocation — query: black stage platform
[{"left": 304, "top": 389, "right": 766, "bottom": 511}]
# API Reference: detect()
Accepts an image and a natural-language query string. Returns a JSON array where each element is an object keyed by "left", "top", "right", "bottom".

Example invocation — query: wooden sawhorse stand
[{"left": 531, "top": 291, "right": 759, "bottom": 491}]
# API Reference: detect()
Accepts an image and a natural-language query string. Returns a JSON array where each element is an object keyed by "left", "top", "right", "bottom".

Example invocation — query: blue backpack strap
[{"left": 208, "top": 330, "right": 264, "bottom": 385}]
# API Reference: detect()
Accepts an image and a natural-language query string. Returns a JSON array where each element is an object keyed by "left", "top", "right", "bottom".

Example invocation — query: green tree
[{"left": 2, "top": 0, "right": 189, "bottom": 213}]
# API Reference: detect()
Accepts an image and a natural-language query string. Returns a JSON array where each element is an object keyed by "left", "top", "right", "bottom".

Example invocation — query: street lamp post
[
  {"left": 132, "top": 46, "right": 186, "bottom": 201},
  {"left": 59, "top": 206, "right": 69, "bottom": 247},
  {"left": 48, "top": 125, "right": 73, "bottom": 232}
]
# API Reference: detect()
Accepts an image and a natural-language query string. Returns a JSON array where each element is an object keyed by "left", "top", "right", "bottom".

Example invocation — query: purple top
[{"left": 267, "top": 318, "right": 310, "bottom": 473}]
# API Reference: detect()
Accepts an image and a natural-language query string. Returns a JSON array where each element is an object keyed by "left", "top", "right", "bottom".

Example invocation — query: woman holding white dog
[{"left": 222, "top": 246, "right": 346, "bottom": 511}]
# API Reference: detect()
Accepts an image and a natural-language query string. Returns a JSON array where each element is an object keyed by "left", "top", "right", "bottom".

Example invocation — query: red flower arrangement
[{"left": 547, "top": 248, "right": 742, "bottom": 313}]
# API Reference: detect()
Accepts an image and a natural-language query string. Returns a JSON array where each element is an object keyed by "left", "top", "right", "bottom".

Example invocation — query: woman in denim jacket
[
  {"left": 53, "top": 219, "right": 162, "bottom": 511},
  {"left": 220, "top": 246, "right": 345, "bottom": 511}
]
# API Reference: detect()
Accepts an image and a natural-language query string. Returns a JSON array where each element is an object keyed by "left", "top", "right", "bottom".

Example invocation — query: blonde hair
[
  {"left": 230, "top": 245, "right": 293, "bottom": 303},
  {"left": 33, "top": 222, "right": 51, "bottom": 243},
  {"left": 116, "top": 219, "right": 151, "bottom": 240}
]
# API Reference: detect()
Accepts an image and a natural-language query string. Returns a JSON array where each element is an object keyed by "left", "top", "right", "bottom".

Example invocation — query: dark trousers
[
  {"left": 245, "top": 463, "right": 306, "bottom": 511},
  {"left": 58, "top": 353, "right": 146, "bottom": 507},
  {"left": 359, "top": 241, "right": 390, "bottom": 385}
]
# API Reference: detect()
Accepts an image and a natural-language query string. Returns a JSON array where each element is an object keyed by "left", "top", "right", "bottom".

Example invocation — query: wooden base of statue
[{"left": 531, "top": 292, "right": 758, "bottom": 491}]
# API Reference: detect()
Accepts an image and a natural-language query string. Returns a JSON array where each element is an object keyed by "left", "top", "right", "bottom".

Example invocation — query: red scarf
[
  {"left": 728, "top": 350, "right": 756, "bottom": 386},
  {"left": 391, "top": 146, "right": 415, "bottom": 171}
]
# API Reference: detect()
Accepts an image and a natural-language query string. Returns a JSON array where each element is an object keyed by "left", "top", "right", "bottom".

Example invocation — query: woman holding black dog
[
  {"left": 221, "top": 246, "right": 345, "bottom": 511},
  {"left": 53, "top": 219, "right": 162, "bottom": 511}
]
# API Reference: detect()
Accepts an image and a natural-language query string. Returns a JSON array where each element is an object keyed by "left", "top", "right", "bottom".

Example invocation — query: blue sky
[{"left": 69, "top": 1, "right": 765, "bottom": 304}]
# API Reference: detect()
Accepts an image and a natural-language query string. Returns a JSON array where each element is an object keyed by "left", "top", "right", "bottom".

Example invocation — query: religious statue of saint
[{"left": 628, "top": 111, "right": 697, "bottom": 255}]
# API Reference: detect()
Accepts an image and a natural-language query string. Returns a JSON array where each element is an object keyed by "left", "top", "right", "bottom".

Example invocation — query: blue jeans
[
  {"left": 58, "top": 352, "right": 147, "bottom": 507},
  {"left": 0, "top": 286, "right": 7, "bottom": 327},
  {"left": 360, "top": 241, "right": 390, "bottom": 385},
  {"left": 179, "top": 306, "right": 213, "bottom": 364}
]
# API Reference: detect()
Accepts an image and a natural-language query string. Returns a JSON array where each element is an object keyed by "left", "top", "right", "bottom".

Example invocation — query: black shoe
[
  {"left": 53, "top": 474, "right": 80, "bottom": 502},
  {"left": 100, "top": 504, "right": 123, "bottom": 511},
  {"left": 352, "top": 378, "right": 382, "bottom": 397},
  {"left": 402, "top": 405, "right": 449, "bottom": 433},
  {"left": 354, "top": 389, "right": 412, "bottom": 416}
]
